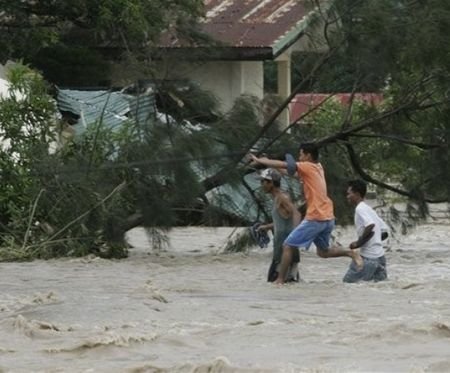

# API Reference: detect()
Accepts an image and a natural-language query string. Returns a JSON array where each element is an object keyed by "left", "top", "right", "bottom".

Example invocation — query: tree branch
[
  {"left": 348, "top": 133, "right": 445, "bottom": 150},
  {"left": 345, "top": 143, "right": 446, "bottom": 203},
  {"left": 202, "top": 42, "right": 345, "bottom": 192}
]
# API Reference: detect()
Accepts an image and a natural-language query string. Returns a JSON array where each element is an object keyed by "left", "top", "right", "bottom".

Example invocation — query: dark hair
[
  {"left": 272, "top": 179, "right": 281, "bottom": 188},
  {"left": 348, "top": 179, "right": 367, "bottom": 198},
  {"left": 299, "top": 143, "right": 319, "bottom": 161}
]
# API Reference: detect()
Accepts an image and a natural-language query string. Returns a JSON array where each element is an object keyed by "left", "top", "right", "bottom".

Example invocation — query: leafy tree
[
  {"left": 1, "top": 0, "right": 450, "bottom": 260},
  {"left": 259, "top": 0, "right": 450, "bottom": 218},
  {"left": 0, "top": 64, "right": 267, "bottom": 260},
  {"left": 0, "top": 0, "right": 205, "bottom": 85},
  {"left": 249, "top": 0, "right": 450, "bottom": 226}
]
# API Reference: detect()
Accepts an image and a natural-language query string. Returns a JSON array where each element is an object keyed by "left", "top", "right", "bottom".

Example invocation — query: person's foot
[
  {"left": 350, "top": 249, "right": 364, "bottom": 271},
  {"left": 286, "top": 267, "right": 300, "bottom": 283},
  {"left": 274, "top": 278, "right": 285, "bottom": 286}
]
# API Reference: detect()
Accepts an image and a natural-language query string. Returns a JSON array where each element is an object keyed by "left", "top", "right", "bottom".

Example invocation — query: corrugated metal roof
[
  {"left": 57, "top": 89, "right": 156, "bottom": 136},
  {"left": 209, "top": 171, "right": 301, "bottom": 222},
  {"left": 161, "top": 0, "right": 324, "bottom": 57},
  {"left": 56, "top": 89, "right": 301, "bottom": 223}
]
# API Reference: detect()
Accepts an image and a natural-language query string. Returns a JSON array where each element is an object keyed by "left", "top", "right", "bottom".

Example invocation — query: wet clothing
[
  {"left": 283, "top": 161, "right": 334, "bottom": 252},
  {"left": 355, "top": 201, "right": 385, "bottom": 259},
  {"left": 344, "top": 255, "right": 387, "bottom": 283},
  {"left": 344, "top": 201, "right": 388, "bottom": 283},
  {"left": 297, "top": 161, "right": 334, "bottom": 221},
  {"left": 272, "top": 202, "right": 294, "bottom": 263},
  {"left": 267, "top": 194, "right": 299, "bottom": 282},
  {"left": 284, "top": 219, "right": 335, "bottom": 251}
]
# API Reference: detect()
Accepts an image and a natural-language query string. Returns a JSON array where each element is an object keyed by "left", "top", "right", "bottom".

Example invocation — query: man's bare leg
[
  {"left": 274, "top": 245, "right": 294, "bottom": 285},
  {"left": 288, "top": 262, "right": 299, "bottom": 281},
  {"left": 317, "top": 246, "right": 364, "bottom": 270},
  {"left": 348, "top": 249, "right": 363, "bottom": 270}
]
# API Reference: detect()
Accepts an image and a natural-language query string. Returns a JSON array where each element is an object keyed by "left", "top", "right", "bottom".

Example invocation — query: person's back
[{"left": 297, "top": 161, "right": 334, "bottom": 221}]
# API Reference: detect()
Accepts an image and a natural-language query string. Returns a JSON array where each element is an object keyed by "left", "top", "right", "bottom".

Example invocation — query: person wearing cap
[
  {"left": 257, "top": 168, "right": 302, "bottom": 283},
  {"left": 250, "top": 143, "right": 364, "bottom": 285}
]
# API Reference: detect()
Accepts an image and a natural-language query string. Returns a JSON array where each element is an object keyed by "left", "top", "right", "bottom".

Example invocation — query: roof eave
[
  {"left": 271, "top": 7, "right": 320, "bottom": 58},
  {"left": 158, "top": 46, "right": 275, "bottom": 61}
]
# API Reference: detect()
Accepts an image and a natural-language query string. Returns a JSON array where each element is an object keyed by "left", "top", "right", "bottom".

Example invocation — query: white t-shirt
[{"left": 354, "top": 201, "right": 386, "bottom": 259}]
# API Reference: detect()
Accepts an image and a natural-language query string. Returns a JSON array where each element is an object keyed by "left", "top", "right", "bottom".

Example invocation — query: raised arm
[{"left": 250, "top": 154, "right": 287, "bottom": 170}]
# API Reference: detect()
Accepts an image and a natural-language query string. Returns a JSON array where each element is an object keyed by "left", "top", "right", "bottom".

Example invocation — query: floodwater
[{"left": 1, "top": 222, "right": 450, "bottom": 372}]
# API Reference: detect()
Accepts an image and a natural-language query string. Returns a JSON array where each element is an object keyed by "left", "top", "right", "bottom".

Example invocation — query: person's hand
[
  {"left": 257, "top": 224, "right": 269, "bottom": 232},
  {"left": 349, "top": 229, "right": 375, "bottom": 249},
  {"left": 249, "top": 153, "right": 269, "bottom": 165},
  {"left": 248, "top": 153, "right": 260, "bottom": 167}
]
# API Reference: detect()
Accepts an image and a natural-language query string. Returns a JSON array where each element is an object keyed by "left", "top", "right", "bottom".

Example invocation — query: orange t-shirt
[{"left": 297, "top": 161, "right": 334, "bottom": 221}]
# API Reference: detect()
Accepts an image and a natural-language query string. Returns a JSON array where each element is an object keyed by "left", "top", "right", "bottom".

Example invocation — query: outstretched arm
[{"left": 250, "top": 154, "right": 287, "bottom": 169}]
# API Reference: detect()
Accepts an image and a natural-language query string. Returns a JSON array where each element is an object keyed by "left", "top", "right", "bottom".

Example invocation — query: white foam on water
[{"left": 0, "top": 223, "right": 450, "bottom": 371}]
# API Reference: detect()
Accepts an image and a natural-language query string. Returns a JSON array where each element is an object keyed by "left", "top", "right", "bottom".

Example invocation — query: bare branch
[
  {"left": 348, "top": 133, "right": 445, "bottom": 150},
  {"left": 201, "top": 42, "right": 345, "bottom": 192},
  {"left": 316, "top": 100, "right": 413, "bottom": 146},
  {"left": 345, "top": 143, "right": 446, "bottom": 203}
]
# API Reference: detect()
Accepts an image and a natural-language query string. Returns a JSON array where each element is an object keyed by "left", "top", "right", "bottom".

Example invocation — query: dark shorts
[{"left": 343, "top": 255, "right": 387, "bottom": 283}]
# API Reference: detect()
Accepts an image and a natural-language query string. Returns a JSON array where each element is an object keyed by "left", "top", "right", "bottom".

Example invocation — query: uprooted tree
[{"left": 0, "top": 0, "right": 449, "bottom": 260}]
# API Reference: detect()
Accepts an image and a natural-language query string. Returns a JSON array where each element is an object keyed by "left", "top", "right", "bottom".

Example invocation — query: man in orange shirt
[{"left": 250, "top": 143, "right": 365, "bottom": 284}]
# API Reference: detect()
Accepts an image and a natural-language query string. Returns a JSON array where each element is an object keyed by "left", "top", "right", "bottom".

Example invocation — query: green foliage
[
  {"left": 0, "top": 65, "right": 56, "bottom": 233},
  {"left": 33, "top": 45, "right": 111, "bottom": 87},
  {"left": 0, "top": 0, "right": 205, "bottom": 59},
  {"left": 0, "top": 0, "right": 205, "bottom": 85},
  {"left": 289, "top": 88, "right": 448, "bottom": 223},
  {"left": 278, "top": 0, "right": 450, "bottom": 213},
  {"left": 0, "top": 66, "right": 131, "bottom": 259},
  {"left": 156, "top": 81, "right": 219, "bottom": 124},
  {"left": 0, "top": 61, "right": 271, "bottom": 260},
  {"left": 2, "top": 0, "right": 450, "bottom": 261},
  {"left": 214, "top": 95, "right": 267, "bottom": 154}
]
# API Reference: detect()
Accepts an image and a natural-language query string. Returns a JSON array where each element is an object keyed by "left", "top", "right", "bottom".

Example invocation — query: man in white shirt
[{"left": 344, "top": 179, "right": 388, "bottom": 283}]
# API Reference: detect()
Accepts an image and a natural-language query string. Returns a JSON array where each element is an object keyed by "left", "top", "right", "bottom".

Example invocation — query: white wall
[{"left": 154, "top": 60, "right": 264, "bottom": 114}]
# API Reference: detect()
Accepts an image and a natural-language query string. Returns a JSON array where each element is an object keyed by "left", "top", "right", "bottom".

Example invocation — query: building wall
[
  {"left": 112, "top": 54, "right": 293, "bottom": 126},
  {"left": 154, "top": 60, "right": 264, "bottom": 114}
]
